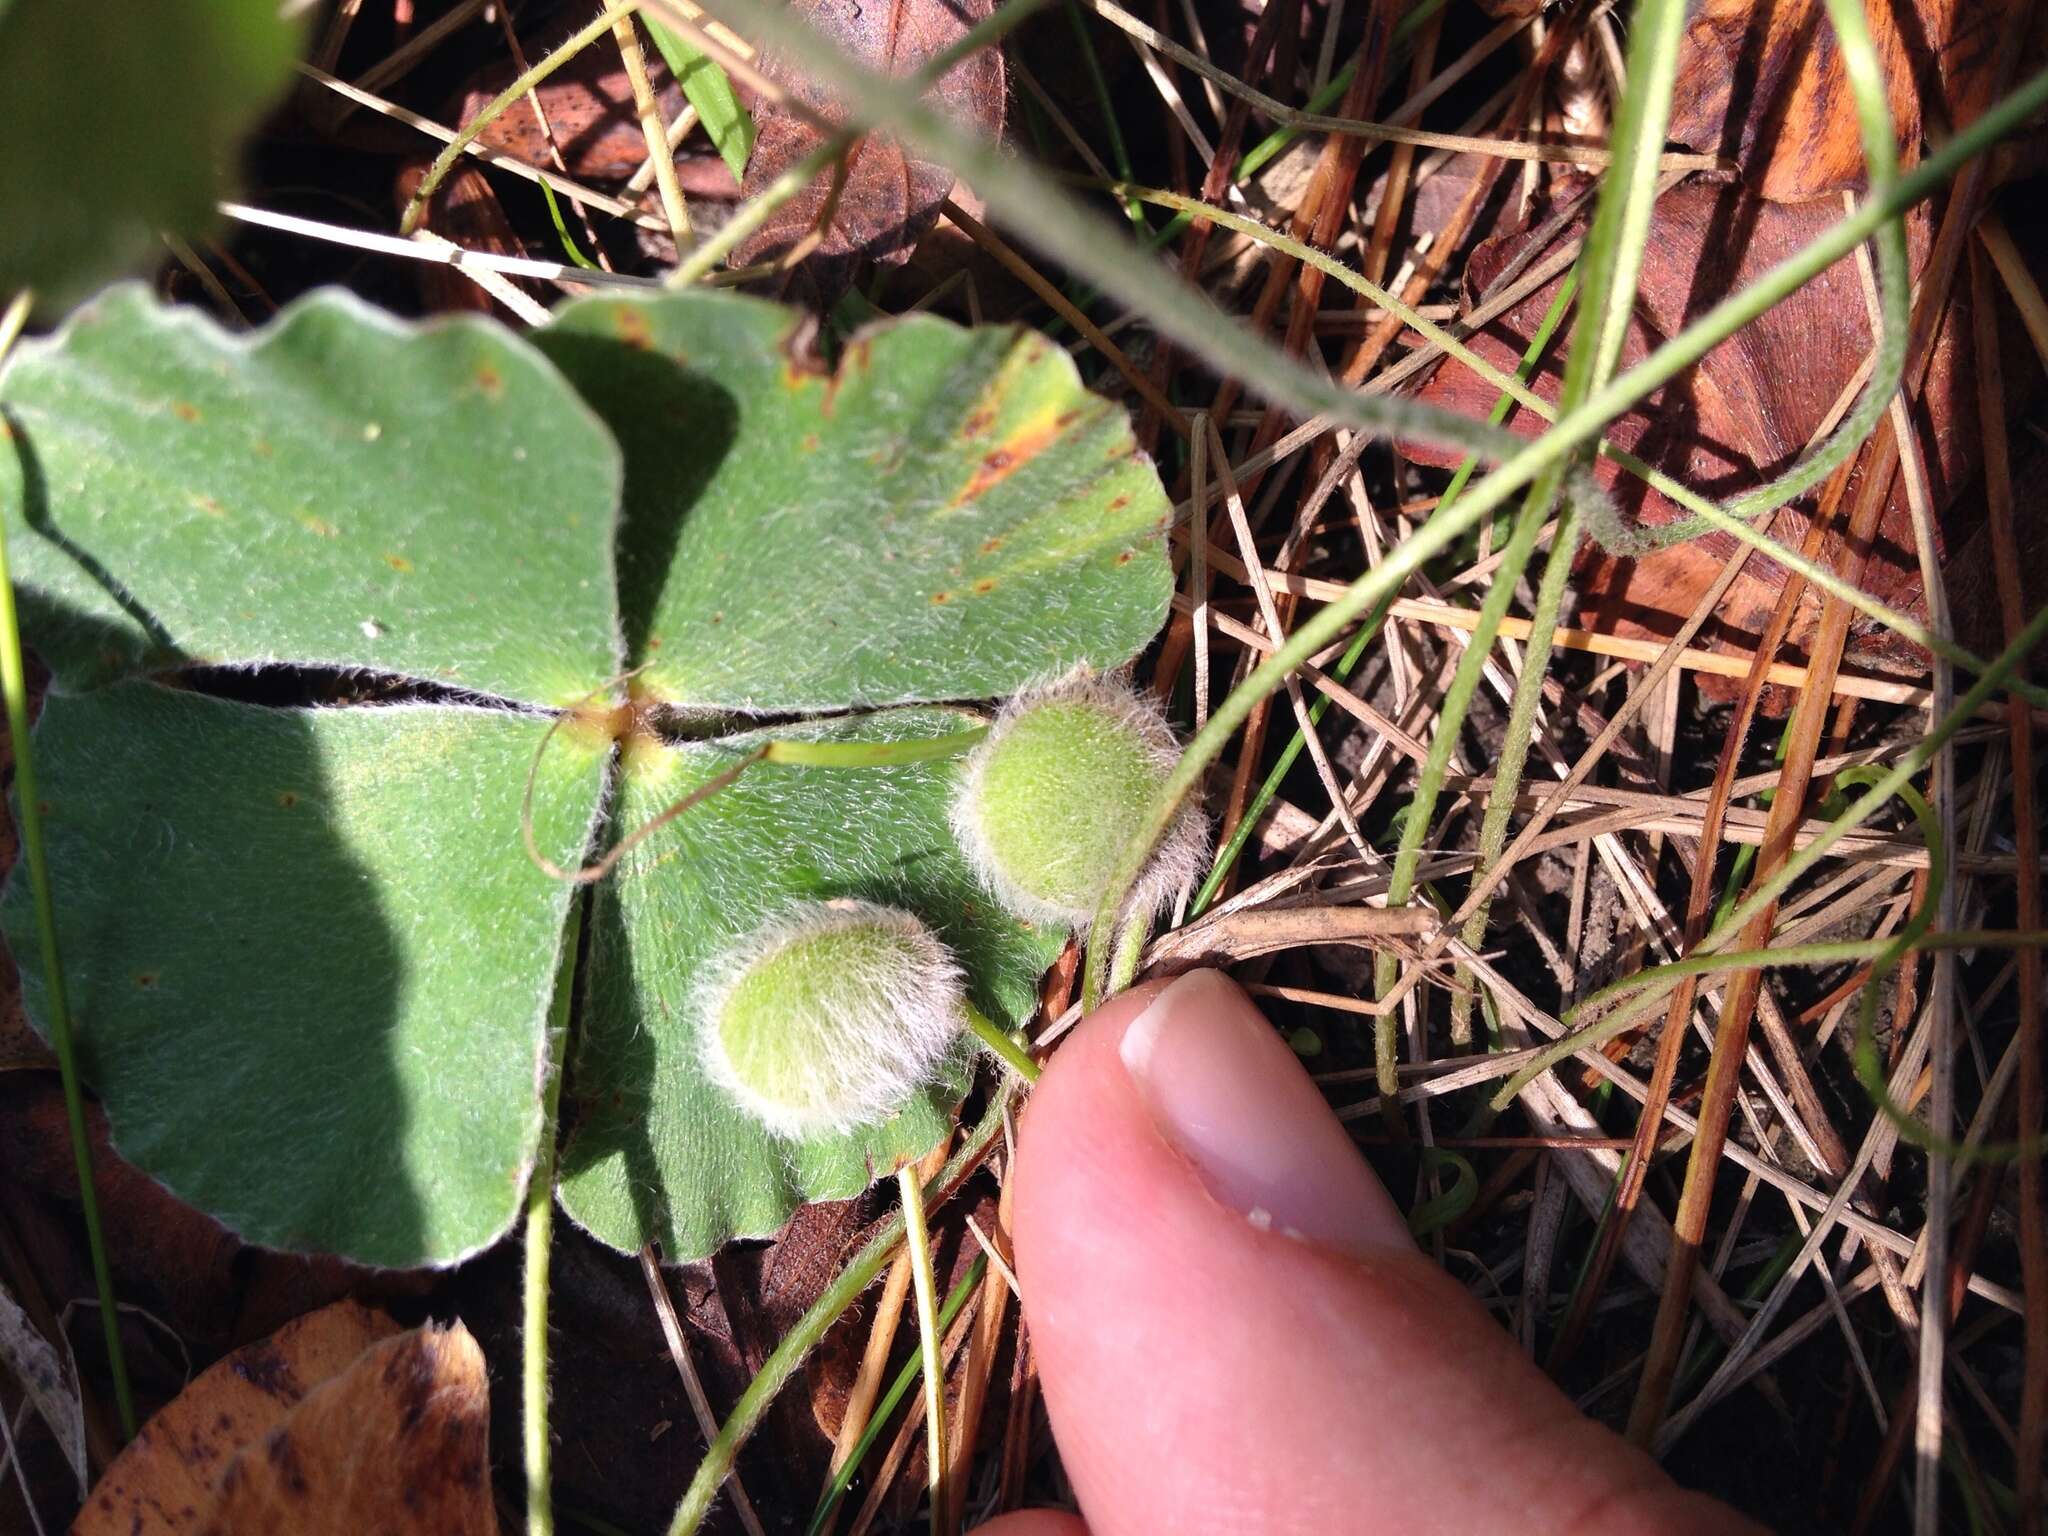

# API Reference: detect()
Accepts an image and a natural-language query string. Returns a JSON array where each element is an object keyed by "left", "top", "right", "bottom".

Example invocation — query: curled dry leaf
[
  {"left": 74, "top": 1299, "right": 400, "bottom": 1535},
  {"left": 733, "top": 0, "right": 1005, "bottom": 289},
  {"left": 0, "top": 1278, "right": 86, "bottom": 1497},
  {"left": 1142, "top": 903, "right": 1436, "bottom": 975}
]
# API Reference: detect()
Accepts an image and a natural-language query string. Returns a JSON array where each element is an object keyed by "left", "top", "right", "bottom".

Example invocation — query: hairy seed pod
[
  {"left": 694, "top": 900, "right": 966, "bottom": 1138},
  {"left": 950, "top": 671, "right": 1209, "bottom": 927}
]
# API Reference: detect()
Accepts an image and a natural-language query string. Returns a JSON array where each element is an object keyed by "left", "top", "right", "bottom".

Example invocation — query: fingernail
[{"left": 1118, "top": 968, "right": 1412, "bottom": 1258}]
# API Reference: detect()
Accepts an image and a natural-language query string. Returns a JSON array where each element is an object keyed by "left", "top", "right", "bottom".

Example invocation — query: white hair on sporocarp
[
  {"left": 949, "top": 666, "right": 1209, "bottom": 930},
  {"left": 693, "top": 898, "right": 966, "bottom": 1139}
]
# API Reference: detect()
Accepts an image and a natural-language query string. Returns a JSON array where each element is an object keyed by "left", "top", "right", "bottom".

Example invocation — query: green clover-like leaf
[
  {"left": 2, "top": 285, "right": 1170, "bottom": 1266},
  {"left": 9, "top": 683, "right": 608, "bottom": 1266},
  {"left": 535, "top": 290, "right": 1172, "bottom": 708},
  {"left": 0, "top": 287, "right": 623, "bottom": 703}
]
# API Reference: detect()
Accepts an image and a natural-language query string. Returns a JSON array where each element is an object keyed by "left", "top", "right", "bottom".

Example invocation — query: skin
[{"left": 976, "top": 970, "right": 1765, "bottom": 1536}]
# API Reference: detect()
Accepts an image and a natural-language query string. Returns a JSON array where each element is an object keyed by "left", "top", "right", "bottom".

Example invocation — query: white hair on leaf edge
[
  {"left": 694, "top": 899, "right": 966, "bottom": 1139},
  {"left": 949, "top": 667, "right": 1209, "bottom": 930}
]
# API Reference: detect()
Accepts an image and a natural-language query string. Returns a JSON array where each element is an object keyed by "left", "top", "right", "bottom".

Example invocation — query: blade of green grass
[{"left": 643, "top": 14, "right": 756, "bottom": 182}]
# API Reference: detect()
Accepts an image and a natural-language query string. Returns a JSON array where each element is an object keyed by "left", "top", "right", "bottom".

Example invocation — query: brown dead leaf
[
  {"left": 75, "top": 1299, "right": 401, "bottom": 1535},
  {"left": 194, "top": 1321, "right": 494, "bottom": 1536},
  {"left": 1402, "top": 181, "right": 1992, "bottom": 681},
  {"left": 1666, "top": 0, "right": 2019, "bottom": 201},
  {"left": 733, "top": 0, "right": 1005, "bottom": 289}
]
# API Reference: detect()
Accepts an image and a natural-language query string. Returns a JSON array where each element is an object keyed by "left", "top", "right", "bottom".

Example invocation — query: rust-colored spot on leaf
[
  {"left": 473, "top": 363, "right": 503, "bottom": 397},
  {"left": 277, "top": 791, "right": 299, "bottom": 809},
  {"left": 1108, "top": 494, "right": 1131, "bottom": 513},
  {"left": 382, "top": 553, "right": 414, "bottom": 574},
  {"left": 614, "top": 305, "right": 653, "bottom": 350},
  {"left": 191, "top": 496, "right": 226, "bottom": 519},
  {"left": 802, "top": 433, "right": 822, "bottom": 452},
  {"left": 951, "top": 409, "right": 1069, "bottom": 504},
  {"left": 931, "top": 590, "right": 952, "bottom": 604},
  {"left": 136, "top": 972, "right": 157, "bottom": 989},
  {"left": 294, "top": 513, "right": 338, "bottom": 539},
  {"left": 1115, "top": 551, "right": 1134, "bottom": 565},
  {"left": 972, "top": 577, "right": 998, "bottom": 594},
  {"left": 979, "top": 535, "right": 1004, "bottom": 555},
  {"left": 172, "top": 401, "right": 202, "bottom": 423},
  {"left": 962, "top": 406, "right": 997, "bottom": 439}
]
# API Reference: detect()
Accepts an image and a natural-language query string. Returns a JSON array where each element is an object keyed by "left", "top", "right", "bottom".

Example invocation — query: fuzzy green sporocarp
[
  {"left": 951, "top": 673, "right": 1208, "bottom": 927},
  {"left": 696, "top": 901, "right": 966, "bottom": 1138}
]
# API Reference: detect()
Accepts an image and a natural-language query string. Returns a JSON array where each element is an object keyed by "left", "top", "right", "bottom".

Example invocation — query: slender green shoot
[
  {"left": 642, "top": 14, "right": 756, "bottom": 181},
  {"left": 1372, "top": 272, "right": 1580, "bottom": 1065},
  {"left": 539, "top": 182, "right": 603, "bottom": 271},
  {"left": 525, "top": 900, "right": 583, "bottom": 1536},
  {"left": 964, "top": 1001, "right": 1041, "bottom": 1085},
  {"left": 1186, "top": 593, "right": 1391, "bottom": 918},
  {"left": 1064, "top": 0, "right": 1147, "bottom": 230},
  {"left": 1405, "top": 1148, "right": 1477, "bottom": 1237},
  {"left": 0, "top": 290, "right": 137, "bottom": 1440}
]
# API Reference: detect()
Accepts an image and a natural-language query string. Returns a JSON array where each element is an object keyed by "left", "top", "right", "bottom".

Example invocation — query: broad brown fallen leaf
[
  {"left": 1401, "top": 181, "right": 1999, "bottom": 682},
  {"left": 74, "top": 1298, "right": 401, "bottom": 1535},
  {"left": 1664, "top": 0, "right": 2035, "bottom": 202},
  {"left": 733, "top": 0, "right": 1005, "bottom": 290},
  {"left": 194, "top": 1321, "right": 494, "bottom": 1536}
]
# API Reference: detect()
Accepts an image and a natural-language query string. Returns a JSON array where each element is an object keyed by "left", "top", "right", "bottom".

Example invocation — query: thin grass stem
[{"left": 0, "top": 291, "right": 137, "bottom": 1440}]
